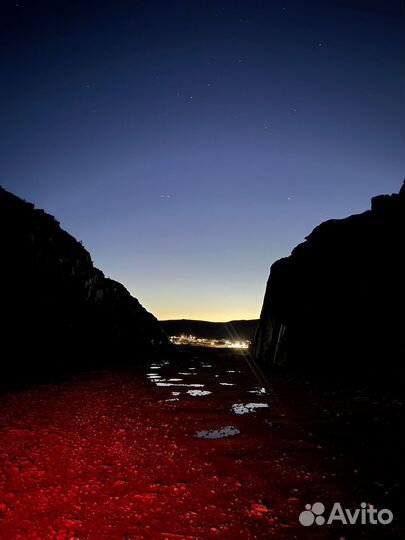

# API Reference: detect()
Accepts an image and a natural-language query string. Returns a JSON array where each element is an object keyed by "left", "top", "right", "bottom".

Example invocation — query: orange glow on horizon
[{"left": 154, "top": 310, "right": 260, "bottom": 322}]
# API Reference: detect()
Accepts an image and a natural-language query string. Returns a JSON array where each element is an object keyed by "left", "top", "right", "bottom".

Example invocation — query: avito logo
[{"left": 299, "top": 502, "right": 393, "bottom": 526}]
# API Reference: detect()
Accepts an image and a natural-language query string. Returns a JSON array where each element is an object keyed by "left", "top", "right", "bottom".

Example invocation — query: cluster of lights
[{"left": 169, "top": 335, "right": 250, "bottom": 349}]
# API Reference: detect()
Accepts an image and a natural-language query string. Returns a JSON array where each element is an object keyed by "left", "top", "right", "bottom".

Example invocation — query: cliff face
[
  {"left": 252, "top": 184, "right": 403, "bottom": 382},
  {"left": 0, "top": 187, "right": 169, "bottom": 378}
]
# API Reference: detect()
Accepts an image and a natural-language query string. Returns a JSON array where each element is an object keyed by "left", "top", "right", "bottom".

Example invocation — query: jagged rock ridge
[
  {"left": 0, "top": 186, "right": 169, "bottom": 379},
  {"left": 252, "top": 183, "right": 403, "bottom": 383}
]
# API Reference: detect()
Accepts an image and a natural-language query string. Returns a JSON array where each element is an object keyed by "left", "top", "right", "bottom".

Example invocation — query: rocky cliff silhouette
[
  {"left": 252, "top": 183, "right": 403, "bottom": 385},
  {"left": 0, "top": 186, "right": 169, "bottom": 381}
]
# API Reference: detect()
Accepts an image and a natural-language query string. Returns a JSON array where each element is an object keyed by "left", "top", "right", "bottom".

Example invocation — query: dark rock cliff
[
  {"left": 252, "top": 183, "right": 403, "bottom": 383},
  {"left": 0, "top": 186, "right": 170, "bottom": 379}
]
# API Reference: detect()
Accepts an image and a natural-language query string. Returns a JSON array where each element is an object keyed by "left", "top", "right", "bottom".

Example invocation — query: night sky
[{"left": 1, "top": 0, "right": 403, "bottom": 321}]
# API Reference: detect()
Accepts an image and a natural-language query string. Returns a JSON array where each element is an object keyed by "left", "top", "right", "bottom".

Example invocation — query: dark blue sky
[{"left": 1, "top": 0, "right": 403, "bottom": 320}]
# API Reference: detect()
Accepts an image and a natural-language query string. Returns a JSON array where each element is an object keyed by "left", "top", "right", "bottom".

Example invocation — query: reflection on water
[
  {"left": 146, "top": 360, "right": 271, "bottom": 415},
  {"left": 248, "top": 387, "right": 267, "bottom": 395},
  {"left": 187, "top": 389, "right": 212, "bottom": 396},
  {"left": 156, "top": 383, "right": 205, "bottom": 387}
]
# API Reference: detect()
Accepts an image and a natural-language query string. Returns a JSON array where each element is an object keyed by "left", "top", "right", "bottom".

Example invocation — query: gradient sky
[{"left": 1, "top": 0, "right": 403, "bottom": 321}]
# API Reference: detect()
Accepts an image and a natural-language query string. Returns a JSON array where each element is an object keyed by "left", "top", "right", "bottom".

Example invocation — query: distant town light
[{"left": 169, "top": 335, "right": 250, "bottom": 349}]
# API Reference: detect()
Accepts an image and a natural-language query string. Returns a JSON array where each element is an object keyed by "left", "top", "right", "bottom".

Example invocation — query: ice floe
[
  {"left": 187, "top": 390, "right": 212, "bottom": 397},
  {"left": 155, "top": 383, "right": 205, "bottom": 387},
  {"left": 231, "top": 403, "right": 269, "bottom": 415},
  {"left": 248, "top": 387, "right": 268, "bottom": 395}
]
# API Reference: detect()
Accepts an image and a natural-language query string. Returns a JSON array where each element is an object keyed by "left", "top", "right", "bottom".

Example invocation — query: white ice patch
[
  {"left": 165, "top": 398, "right": 179, "bottom": 402},
  {"left": 178, "top": 372, "right": 196, "bottom": 376},
  {"left": 196, "top": 426, "right": 240, "bottom": 439},
  {"left": 201, "top": 364, "right": 212, "bottom": 368},
  {"left": 231, "top": 403, "right": 269, "bottom": 415},
  {"left": 171, "top": 391, "right": 181, "bottom": 396},
  {"left": 188, "top": 367, "right": 196, "bottom": 370},
  {"left": 167, "top": 378, "right": 183, "bottom": 382},
  {"left": 149, "top": 366, "right": 161, "bottom": 370},
  {"left": 187, "top": 390, "right": 212, "bottom": 397},
  {"left": 155, "top": 383, "right": 205, "bottom": 387},
  {"left": 248, "top": 387, "right": 267, "bottom": 395},
  {"left": 220, "top": 382, "right": 235, "bottom": 386}
]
